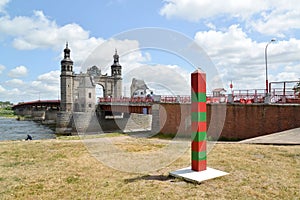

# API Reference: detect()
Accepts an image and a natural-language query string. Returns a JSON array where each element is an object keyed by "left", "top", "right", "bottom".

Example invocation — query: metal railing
[
  {"left": 232, "top": 89, "right": 265, "bottom": 103},
  {"left": 97, "top": 86, "right": 300, "bottom": 104},
  {"left": 98, "top": 95, "right": 191, "bottom": 104},
  {"left": 269, "top": 81, "right": 300, "bottom": 103},
  {"left": 270, "top": 89, "right": 299, "bottom": 103}
]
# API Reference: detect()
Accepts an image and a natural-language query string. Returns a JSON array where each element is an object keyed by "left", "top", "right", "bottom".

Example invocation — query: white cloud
[
  {"left": 8, "top": 65, "right": 28, "bottom": 78},
  {"left": 31, "top": 70, "right": 60, "bottom": 98},
  {"left": 122, "top": 64, "right": 190, "bottom": 96},
  {"left": 160, "top": 0, "right": 269, "bottom": 21},
  {"left": 205, "top": 22, "right": 216, "bottom": 30},
  {"left": 0, "top": 70, "right": 61, "bottom": 103},
  {"left": 80, "top": 39, "right": 146, "bottom": 73},
  {"left": 0, "top": 60, "right": 186, "bottom": 103},
  {"left": 160, "top": 0, "right": 300, "bottom": 37},
  {"left": 0, "top": 10, "right": 105, "bottom": 65},
  {"left": 0, "top": 85, "right": 6, "bottom": 92},
  {"left": 0, "top": 64, "right": 5, "bottom": 74},
  {"left": 194, "top": 25, "right": 300, "bottom": 90},
  {"left": 37, "top": 70, "right": 60, "bottom": 85},
  {"left": 79, "top": 39, "right": 192, "bottom": 96},
  {"left": 5, "top": 78, "right": 24, "bottom": 85},
  {"left": 0, "top": 0, "right": 9, "bottom": 13},
  {"left": 271, "top": 64, "right": 300, "bottom": 84},
  {"left": 0, "top": 3, "right": 194, "bottom": 102},
  {"left": 251, "top": 10, "right": 300, "bottom": 37}
]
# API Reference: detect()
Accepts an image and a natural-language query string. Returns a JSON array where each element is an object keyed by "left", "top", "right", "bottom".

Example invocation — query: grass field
[{"left": 0, "top": 135, "right": 299, "bottom": 199}]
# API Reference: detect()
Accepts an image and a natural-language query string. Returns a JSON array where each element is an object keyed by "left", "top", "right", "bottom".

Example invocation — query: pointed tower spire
[
  {"left": 63, "top": 42, "right": 71, "bottom": 60},
  {"left": 59, "top": 42, "right": 74, "bottom": 113},
  {"left": 111, "top": 49, "right": 122, "bottom": 77},
  {"left": 61, "top": 42, "right": 73, "bottom": 72},
  {"left": 113, "top": 48, "right": 120, "bottom": 65}
]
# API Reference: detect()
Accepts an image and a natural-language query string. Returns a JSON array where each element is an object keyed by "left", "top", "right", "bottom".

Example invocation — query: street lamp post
[{"left": 265, "top": 39, "right": 276, "bottom": 96}]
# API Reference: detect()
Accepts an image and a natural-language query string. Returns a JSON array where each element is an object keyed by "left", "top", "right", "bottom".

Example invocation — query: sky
[{"left": 0, "top": 0, "right": 299, "bottom": 103}]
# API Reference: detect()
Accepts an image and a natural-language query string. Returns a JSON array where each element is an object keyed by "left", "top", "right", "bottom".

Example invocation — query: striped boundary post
[{"left": 191, "top": 69, "right": 207, "bottom": 171}]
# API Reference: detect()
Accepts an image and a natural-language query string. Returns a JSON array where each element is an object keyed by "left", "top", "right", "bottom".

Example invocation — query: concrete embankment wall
[
  {"left": 69, "top": 111, "right": 152, "bottom": 134},
  {"left": 152, "top": 103, "right": 300, "bottom": 140}
]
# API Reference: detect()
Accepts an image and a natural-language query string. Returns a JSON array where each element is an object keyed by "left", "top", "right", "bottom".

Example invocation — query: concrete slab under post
[{"left": 170, "top": 167, "right": 229, "bottom": 183}]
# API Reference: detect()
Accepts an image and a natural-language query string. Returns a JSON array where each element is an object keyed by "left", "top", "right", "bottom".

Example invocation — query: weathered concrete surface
[{"left": 239, "top": 128, "right": 300, "bottom": 145}]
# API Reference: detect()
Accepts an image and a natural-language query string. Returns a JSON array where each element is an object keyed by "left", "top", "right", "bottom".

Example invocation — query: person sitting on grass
[{"left": 25, "top": 134, "right": 32, "bottom": 140}]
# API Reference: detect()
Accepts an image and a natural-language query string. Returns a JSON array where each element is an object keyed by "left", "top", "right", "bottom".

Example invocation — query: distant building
[
  {"left": 212, "top": 88, "right": 227, "bottom": 97},
  {"left": 130, "top": 78, "right": 153, "bottom": 98}
]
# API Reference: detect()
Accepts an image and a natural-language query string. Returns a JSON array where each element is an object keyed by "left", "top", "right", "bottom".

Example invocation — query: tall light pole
[{"left": 265, "top": 39, "right": 276, "bottom": 95}]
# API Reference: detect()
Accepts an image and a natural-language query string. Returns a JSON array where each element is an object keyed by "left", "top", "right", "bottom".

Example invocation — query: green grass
[
  {"left": 0, "top": 137, "right": 299, "bottom": 199},
  {"left": 0, "top": 107, "right": 15, "bottom": 118}
]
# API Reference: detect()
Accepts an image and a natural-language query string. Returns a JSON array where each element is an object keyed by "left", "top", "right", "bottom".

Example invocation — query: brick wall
[
  {"left": 157, "top": 103, "right": 191, "bottom": 138},
  {"left": 154, "top": 103, "right": 300, "bottom": 140}
]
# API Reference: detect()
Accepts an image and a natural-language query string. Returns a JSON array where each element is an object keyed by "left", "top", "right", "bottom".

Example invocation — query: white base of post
[{"left": 170, "top": 167, "right": 228, "bottom": 183}]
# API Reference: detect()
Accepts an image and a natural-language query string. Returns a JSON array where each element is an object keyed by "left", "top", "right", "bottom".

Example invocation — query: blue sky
[{"left": 0, "top": 0, "right": 299, "bottom": 103}]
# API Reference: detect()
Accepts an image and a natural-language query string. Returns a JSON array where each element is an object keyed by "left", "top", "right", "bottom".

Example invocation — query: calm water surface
[{"left": 0, "top": 117, "right": 55, "bottom": 141}]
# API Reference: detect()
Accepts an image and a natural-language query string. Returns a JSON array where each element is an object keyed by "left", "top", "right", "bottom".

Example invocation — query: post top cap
[{"left": 192, "top": 68, "right": 205, "bottom": 74}]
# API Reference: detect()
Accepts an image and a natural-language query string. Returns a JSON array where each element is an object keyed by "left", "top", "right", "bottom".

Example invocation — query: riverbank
[
  {"left": 0, "top": 117, "right": 55, "bottom": 141},
  {"left": 0, "top": 107, "right": 15, "bottom": 118},
  {"left": 0, "top": 137, "right": 299, "bottom": 199}
]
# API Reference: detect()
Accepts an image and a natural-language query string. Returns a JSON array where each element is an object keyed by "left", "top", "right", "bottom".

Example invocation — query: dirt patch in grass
[
  {"left": 113, "top": 137, "right": 167, "bottom": 152},
  {"left": 57, "top": 132, "right": 125, "bottom": 140},
  {"left": 0, "top": 137, "right": 299, "bottom": 199}
]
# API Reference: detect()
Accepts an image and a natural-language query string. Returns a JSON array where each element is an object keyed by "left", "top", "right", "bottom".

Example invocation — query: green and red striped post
[{"left": 191, "top": 69, "right": 207, "bottom": 171}]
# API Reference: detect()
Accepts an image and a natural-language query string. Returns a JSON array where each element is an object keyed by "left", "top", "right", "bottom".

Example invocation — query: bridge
[
  {"left": 12, "top": 85, "right": 300, "bottom": 118},
  {"left": 12, "top": 100, "right": 60, "bottom": 122},
  {"left": 97, "top": 96, "right": 191, "bottom": 115},
  {"left": 12, "top": 88, "right": 300, "bottom": 120},
  {"left": 11, "top": 94, "right": 300, "bottom": 140},
  {"left": 52, "top": 43, "right": 300, "bottom": 137},
  {"left": 11, "top": 96, "right": 191, "bottom": 120}
]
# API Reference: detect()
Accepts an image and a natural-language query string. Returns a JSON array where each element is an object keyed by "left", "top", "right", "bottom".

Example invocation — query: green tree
[{"left": 293, "top": 80, "right": 300, "bottom": 96}]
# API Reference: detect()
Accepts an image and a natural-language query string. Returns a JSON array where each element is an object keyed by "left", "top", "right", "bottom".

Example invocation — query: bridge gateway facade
[
  {"left": 56, "top": 44, "right": 123, "bottom": 134},
  {"left": 13, "top": 44, "right": 300, "bottom": 138}
]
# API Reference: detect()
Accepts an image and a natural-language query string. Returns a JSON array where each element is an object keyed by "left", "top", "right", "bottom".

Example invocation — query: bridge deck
[{"left": 13, "top": 100, "right": 60, "bottom": 109}]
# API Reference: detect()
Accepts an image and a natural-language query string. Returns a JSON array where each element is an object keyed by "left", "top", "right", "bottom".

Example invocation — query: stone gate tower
[
  {"left": 60, "top": 43, "right": 74, "bottom": 111},
  {"left": 56, "top": 44, "right": 123, "bottom": 135},
  {"left": 111, "top": 49, "right": 122, "bottom": 98},
  {"left": 56, "top": 43, "right": 74, "bottom": 134}
]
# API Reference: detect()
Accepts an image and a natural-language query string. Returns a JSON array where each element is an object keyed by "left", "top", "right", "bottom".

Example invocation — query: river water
[{"left": 0, "top": 117, "right": 56, "bottom": 141}]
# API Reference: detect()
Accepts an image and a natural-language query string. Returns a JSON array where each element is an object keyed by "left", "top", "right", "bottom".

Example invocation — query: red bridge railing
[
  {"left": 98, "top": 97, "right": 154, "bottom": 103},
  {"left": 232, "top": 89, "right": 265, "bottom": 103},
  {"left": 98, "top": 95, "right": 191, "bottom": 104}
]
